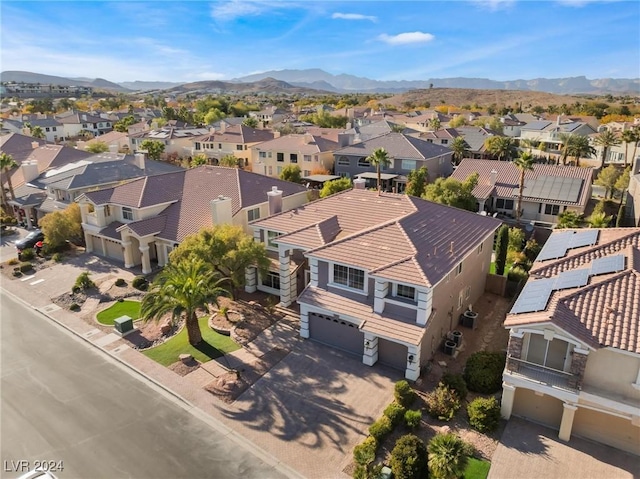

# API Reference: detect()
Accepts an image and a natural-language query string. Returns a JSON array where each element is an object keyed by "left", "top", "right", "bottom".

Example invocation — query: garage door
[
  {"left": 309, "top": 312, "right": 363, "bottom": 357},
  {"left": 104, "top": 238, "right": 125, "bottom": 262},
  {"left": 512, "top": 387, "right": 563, "bottom": 430},
  {"left": 378, "top": 339, "right": 407, "bottom": 371},
  {"left": 573, "top": 407, "right": 640, "bottom": 455},
  {"left": 91, "top": 235, "right": 102, "bottom": 255}
]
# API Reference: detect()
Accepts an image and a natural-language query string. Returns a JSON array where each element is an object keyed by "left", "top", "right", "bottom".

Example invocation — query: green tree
[
  {"left": 204, "top": 108, "right": 226, "bottom": 125},
  {"left": 423, "top": 173, "right": 478, "bottom": 211},
  {"left": 190, "top": 154, "right": 209, "bottom": 167},
  {"left": 169, "top": 224, "right": 269, "bottom": 299},
  {"left": 558, "top": 133, "right": 576, "bottom": 165},
  {"left": 427, "top": 433, "right": 470, "bottom": 479},
  {"left": 513, "top": 151, "right": 535, "bottom": 224},
  {"left": 494, "top": 224, "right": 509, "bottom": 276},
  {"left": 484, "top": 136, "right": 516, "bottom": 161},
  {"left": 593, "top": 129, "right": 621, "bottom": 169},
  {"left": 320, "top": 177, "right": 352, "bottom": 198},
  {"left": 570, "top": 135, "right": 595, "bottom": 165},
  {"left": 508, "top": 227, "right": 526, "bottom": 253},
  {"left": 39, "top": 203, "right": 83, "bottom": 251},
  {"left": 219, "top": 154, "right": 239, "bottom": 168},
  {"left": 86, "top": 141, "right": 110, "bottom": 154},
  {"left": 280, "top": 164, "right": 302, "bottom": 183},
  {"left": 556, "top": 210, "right": 583, "bottom": 229},
  {"left": 0, "top": 153, "right": 18, "bottom": 213},
  {"left": 428, "top": 118, "right": 441, "bottom": 131},
  {"left": 587, "top": 211, "right": 611, "bottom": 228},
  {"left": 242, "top": 117, "right": 259, "bottom": 128},
  {"left": 141, "top": 260, "right": 230, "bottom": 346},
  {"left": 113, "top": 115, "right": 137, "bottom": 133},
  {"left": 30, "top": 125, "right": 45, "bottom": 139},
  {"left": 448, "top": 115, "right": 467, "bottom": 128},
  {"left": 367, "top": 147, "right": 392, "bottom": 195},
  {"left": 615, "top": 166, "right": 631, "bottom": 194},
  {"left": 450, "top": 137, "right": 469, "bottom": 166},
  {"left": 594, "top": 165, "right": 621, "bottom": 199},
  {"left": 405, "top": 167, "right": 428, "bottom": 197},
  {"left": 139, "top": 139, "right": 165, "bottom": 160},
  {"left": 621, "top": 127, "right": 640, "bottom": 168},
  {"left": 390, "top": 435, "right": 428, "bottom": 479}
]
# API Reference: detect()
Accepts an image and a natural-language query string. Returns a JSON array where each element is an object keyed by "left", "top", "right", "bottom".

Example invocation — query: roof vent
[{"left": 450, "top": 241, "right": 454, "bottom": 254}]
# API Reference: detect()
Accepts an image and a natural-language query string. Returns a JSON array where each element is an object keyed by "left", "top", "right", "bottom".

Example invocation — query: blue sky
[{"left": 1, "top": 1, "right": 639, "bottom": 83}]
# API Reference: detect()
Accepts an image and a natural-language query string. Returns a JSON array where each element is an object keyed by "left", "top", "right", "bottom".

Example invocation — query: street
[{"left": 0, "top": 291, "right": 291, "bottom": 479}]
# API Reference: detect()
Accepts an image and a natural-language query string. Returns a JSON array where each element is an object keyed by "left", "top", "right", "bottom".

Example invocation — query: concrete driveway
[
  {"left": 214, "top": 342, "right": 403, "bottom": 479},
  {"left": 489, "top": 417, "right": 640, "bottom": 479}
]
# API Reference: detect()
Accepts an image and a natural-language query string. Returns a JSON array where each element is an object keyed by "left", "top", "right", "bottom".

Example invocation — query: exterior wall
[
  {"left": 512, "top": 387, "right": 564, "bottom": 429},
  {"left": 582, "top": 348, "right": 640, "bottom": 402},
  {"left": 334, "top": 153, "right": 454, "bottom": 181},
  {"left": 237, "top": 191, "right": 307, "bottom": 233},
  {"left": 627, "top": 174, "right": 640, "bottom": 226},
  {"left": 572, "top": 408, "right": 640, "bottom": 456},
  {"left": 254, "top": 149, "right": 334, "bottom": 179}
]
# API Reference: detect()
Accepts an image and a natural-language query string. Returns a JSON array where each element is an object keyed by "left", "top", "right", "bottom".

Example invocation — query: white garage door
[
  {"left": 104, "top": 238, "right": 124, "bottom": 262},
  {"left": 309, "top": 312, "right": 364, "bottom": 357},
  {"left": 573, "top": 408, "right": 640, "bottom": 455},
  {"left": 512, "top": 387, "right": 563, "bottom": 430}
]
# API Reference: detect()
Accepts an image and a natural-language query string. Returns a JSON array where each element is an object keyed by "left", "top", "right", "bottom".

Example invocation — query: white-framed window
[
  {"left": 314, "top": 155, "right": 319, "bottom": 162},
  {"left": 401, "top": 159, "right": 416, "bottom": 170},
  {"left": 455, "top": 262, "right": 463, "bottom": 276},
  {"left": 122, "top": 207, "right": 133, "bottom": 221},
  {"left": 267, "top": 231, "right": 281, "bottom": 249},
  {"left": 333, "top": 264, "right": 365, "bottom": 291},
  {"left": 247, "top": 207, "right": 260, "bottom": 222},
  {"left": 337, "top": 156, "right": 350, "bottom": 166},
  {"left": 464, "top": 285, "right": 471, "bottom": 299},
  {"left": 268, "top": 166, "right": 273, "bottom": 176},
  {"left": 395, "top": 283, "right": 416, "bottom": 301},
  {"left": 303, "top": 155, "right": 312, "bottom": 162},
  {"left": 303, "top": 170, "right": 311, "bottom": 177},
  {"left": 357, "top": 157, "right": 370, "bottom": 167},
  {"left": 290, "top": 153, "right": 298, "bottom": 163},
  {"left": 277, "top": 166, "right": 283, "bottom": 175},
  {"left": 496, "top": 198, "right": 514, "bottom": 210},
  {"left": 261, "top": 271, "right": 280, "bottom": 290},
  {"left": 545, "top": 204, "right": 560, "bottom": 215},
  {"left": 259, "top": 151, "right": 267, "bottom": 158},
  {"left": 441, "top": 139, "right": 449, "bottom": 145},
  {"left": 277, "top": 152, "right": 284, "bottom": 162},
  {"left": 236, "top": 144, "right": 243, "bottom": 150}
]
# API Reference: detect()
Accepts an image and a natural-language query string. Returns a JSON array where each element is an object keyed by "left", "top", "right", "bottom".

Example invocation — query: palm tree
[
  {"left": 513, "top": 152, "right": 535, "bottom": 225},
  {"left": 593, "top": 129, "right": 621, "bottom": 169},
  {"left": 0, "top": 153, "right": 18, "bottom": 216},
  {"left": 140, "top": 260, "right": 230, "bottom": 346},
  {"left": 450, "top": 137, "right": 469, "bottom": 166},
  {"left": 484, "top": 136, "right": 516, "bottom": 161},
  {"left": 557, "top": 133, "right": 576, "bottom": 165},
  {"left": 588, "top": 211, "right": 611, "bottom": 228},
  {"left": 570, "top": 135, "right": 595, "bottom": 166},
  {"left": 366, "top": 147, "right": 391, "bottom": 195},
  {"left": 520, "top": 138, "right": 540, "bottom": 153},
  {"left": 621, "top": 127, "right": 640, "bottom": 168},
  {"left": 30, "top": 125, "right": 45, "bottom": 139},
  {"left": 427, "top": 433, "right": 470, "bottom": 479}
]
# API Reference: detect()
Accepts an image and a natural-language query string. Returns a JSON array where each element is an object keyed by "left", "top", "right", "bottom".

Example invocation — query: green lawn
[
  {"left": 489, "top": 261, "right": 513, "bottom": 276},
  {"left": 96, "top": 300, "right": 141, "bottom": 325},
  {"left": 143, "top": 316, "right": 240, "bottom": 366},
  {"left": 464, "top": 457, "right": 491, "bottom": 479}
]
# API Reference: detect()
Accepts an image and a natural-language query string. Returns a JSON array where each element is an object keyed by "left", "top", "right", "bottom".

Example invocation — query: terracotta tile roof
[
  {"left": 452, "top": 159, "right": 593, "bottom": 207},
  {"left": 334, "top": 132, "right": 451, "bottom": 160},
  {"left": 117, "top": 215, "right": 166, "bottom": 237},
  {"left": 0, "top": 133, "right": 47, "bottom": 164},
  {"left": 298, "top": 286, "right": 426, "bottom": 345},
  {"left": 254, "top": 133, "right": 339, "bottom": 154},
  {"left": 277, "top": 216, "right": 341, "bottom": 250},
  {"left": 193, "top": 124, "right": 274, "bottom": 144},
  {"left": 506, "top": 228, "right": 640, "bottom": 354}
]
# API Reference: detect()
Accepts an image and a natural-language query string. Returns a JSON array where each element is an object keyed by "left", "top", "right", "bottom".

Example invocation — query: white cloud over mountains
[{"left": 378, "top": 32, "right": 435, "bottom": 45}]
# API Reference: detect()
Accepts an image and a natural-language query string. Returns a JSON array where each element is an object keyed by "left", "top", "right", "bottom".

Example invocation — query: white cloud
[
  {"left": 332, "top": 12, "right": 377, "bottom": 22},
  {"left": 468, "top": 0, "right": 516, "bottom": 11},
  {"left": 378, "top": 32, "right": 435, "bottom": 46}
]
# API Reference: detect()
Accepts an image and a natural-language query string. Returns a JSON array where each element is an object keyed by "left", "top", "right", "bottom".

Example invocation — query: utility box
[{"left": 114, "top": 315, "right": 134, "bottom": 335}]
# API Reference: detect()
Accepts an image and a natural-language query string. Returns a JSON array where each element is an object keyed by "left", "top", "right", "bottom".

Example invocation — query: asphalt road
[{"left": 0, "top": 292, "right": 290, "bottom": 479}]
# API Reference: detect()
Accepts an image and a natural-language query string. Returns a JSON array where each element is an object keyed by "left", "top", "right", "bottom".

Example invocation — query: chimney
[
  {"left": 347, "top": 107, "right": 354, "bottom": 119},
  {"left": 134, "top": 152, "right": 146, "bottom": 170},
  {"left": 338, "top": 133, "right": 353, "bottom": 147},
  {"left": 273, "top": 130, "right": 281, "bottom": 139},
  {"left": 31, "top": 141, "right": 39, "bottom": 149},
  {"left": 109, "top": 144, "right": 118, "bottom": 153},
  {"left": 267, "top": 186, "right": 283, "bottom": 216},
  {"left": 82, "top": 114, "right": 87, "bottom": 121},
  {"left": 210, "top": 195, "right": 233, "bottom": 224},
  {"left": 556, "top": 114, "right": 562, "bottom": 126},
  {"left": 219, "top": 121, "right": 226, "bottom": 133},
  {"left": 490, "top": 169, "right": 497, "bottom": 187},
  {"left": 353, "top": 178, "right": 366, "bottom": 190},
  {"left": 21, "top": 160, "right": 40, "bottom": 183},
  {"left": 450, "top": 241, "right": 454, "bottom": 254}
]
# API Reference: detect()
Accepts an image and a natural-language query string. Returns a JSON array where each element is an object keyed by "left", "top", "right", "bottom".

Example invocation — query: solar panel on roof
[
  {"left": 554, "top": 268, "right": 590, "bottom": 290},
  {"left": 510, "top": 278, "right": 555, "bottom": 314},
  {"left": 590, "top": 255, "right": 625, "bottom": 276},
  {"left": 536, "top": 231, "right": 574, "bottom": 261},
  {"left": 570, "top": 230, "right": 599, "bottom": 249}
]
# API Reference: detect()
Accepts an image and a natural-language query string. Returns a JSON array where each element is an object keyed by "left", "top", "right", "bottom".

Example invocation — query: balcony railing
[
  {"left": 85, "top": 214, "right": 99, "bottom": 226},
  {"left": 506, "top": 356, "right": 579, "bottom": 392}
]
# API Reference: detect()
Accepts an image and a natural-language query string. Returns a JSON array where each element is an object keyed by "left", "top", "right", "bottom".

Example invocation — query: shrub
[
  {"left": 7, "top": 258, "right": 19, "bottom": 266},
  {"left": 19, "top": 262, "right": 33, "bottom": 273},
  {"left": 368, "top": 416, "right": 393, "bottom": 442},
  {"left": 404, "top": 410, "right": 422, "bottom": 429},
  {"left": 507, "top": 266, "right": 528, "bottom": 283},
  {"left": 71, "top": 285, "right": 81, "bottom": 294},
  {"left": 20, "top": 248, "right": 35, "bottom": 261},
  {"left": 441, "top": 372, "right": 468, "bottom": 401},
  {"left": 12, "top": 270, "right": 22, "bottom": 277},
  {"left": 463, "top": 351, "right": 507, "bottom": 394},
  {"left": 384, "top": 402, "right": 407, "bottom": 427},
  {"left": 467, "top": 396, "right": 501, "bottom": 433},
  {"left": 494, "top": 224, "right": 509, "bottom": 275},
  {"left": 69, "top": 303, "right": 80, "bottom": 311},
  {"left": 52, "top": 252, "right": 63, "bottom": 262},
  {"left": 132, "top": 275, "right": 148, "bottom": 290},
  {"left": 390, "top": 434, "right": 428, "bottom": 479},
  {"left": 394, "top": 380, "right": 416, "bottom": 408},
  {"left": 353, "top": 436, "right": 377, "bottom": 466},
  {"left": 115, "top": 278, "right": 127, "bottom": 287},
  {"left": 425, "top": 383, "right": 461, "bottom": 421},
  {"left": 74, "top": 271, "right": 95, "bottom": 291},
  {"left": 428, "top": 433, "right": 472, "bottom": 479}
]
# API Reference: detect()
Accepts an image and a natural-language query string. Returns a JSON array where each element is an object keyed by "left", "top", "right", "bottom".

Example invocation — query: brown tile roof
[
  {"left": 253, "top": 189, "right": 501, "bottom": 287},
  {"left": 252, "top": 133, "right": 339, "bottom": 154},
  {"left": 117, "top": 215, "right": 166, "bottom": 237},
  {"left": 193, "top": 124, "right": 275, "bottom": 144},
  {"left": 452, "top": 159, "right": 593, "bottom": 206},
  {"left": 506, "top": 228, "right": 640, "bottom": 354},
  {"left": 0, "top": 132, "right": 47, "bottom": 163}
]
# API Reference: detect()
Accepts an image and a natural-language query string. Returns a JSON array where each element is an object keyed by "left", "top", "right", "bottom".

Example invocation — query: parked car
[{"left": 15, "top": 229, "right": 44, "bottom": 257}]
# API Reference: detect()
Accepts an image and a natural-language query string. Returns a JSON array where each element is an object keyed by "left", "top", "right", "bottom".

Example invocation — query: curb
[{"left": 1, "top": 286, "right": 305, "bottom": 479}]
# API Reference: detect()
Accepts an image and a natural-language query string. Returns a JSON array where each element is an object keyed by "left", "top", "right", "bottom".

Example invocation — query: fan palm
[
  {"left": 366, "top": 147, "right": 391, "bottom": 195},
  {"left": 0, "top": 153, "right": 18, "bottom": 215},
  {"left": 427, "top": 433, "right": 470, "bottom": 479},
  {"left": 30, "top": 125, "right": 45, "bottom": 139},
  {"left": 593, "top": 129, "right": 621, "bottom": 169},
  {"left": 621, "top": 127, "right": 640, "bottom": 168},
  {"left": 570, "top": 135, "right": 595, "bottom": 165},
  {"left": 484, "top": 136, "right": 516, "bottom": 161},
  {"left": 450, "top": 136, "right": 469, "bottom": 166},
  {"left": 557, "top": 133, "right": 576, "bottom": 166},
  {"left": 141, "top": 260, "right": 230, "bottom": 345},
  {"left": 513, "top": 152, "right": 535, "bottom": 225}
]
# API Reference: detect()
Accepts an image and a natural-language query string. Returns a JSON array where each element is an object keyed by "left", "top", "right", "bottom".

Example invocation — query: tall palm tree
[
  {"left": 366, "top": 147, "right": 391, "bottom": 195},
  {"left": 140, "top": 260, "right": 230, "bottom": 346},
  {"left": 593, "top": 129, "right": 621, "bottom": 169},
  {"left": 621, "top": 127, "right": 640, "bottom": 168},
  {"left": 557, "top": 133, "right": 576, "bottom": 165},
  {"left": 0, "top": 153, "right": 18, "bottom": 216},
  {"left": 484, "top": 136, "right": 516, "bottom": 161},
  {"left": 513, "top": 152, "right": 535, "bottom": 225},
  {"left": 450, "top": 136, "right": 469, "bottom": 166},
  {"left": 570, "top": 135, "right": 595, "bottom": 166}
]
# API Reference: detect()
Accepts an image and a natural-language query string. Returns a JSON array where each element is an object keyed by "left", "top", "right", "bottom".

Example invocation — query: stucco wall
[{"left": 582, "top": 348, "right": 640, "bottom": 402}]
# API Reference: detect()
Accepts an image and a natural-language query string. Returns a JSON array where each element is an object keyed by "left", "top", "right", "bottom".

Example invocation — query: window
[
  {"left": 236, "top": 144, "right": 243, "bottom": 151},
  {"left": 337, "top": 156, "right": 350, "bottom": 166},
  {"left": 277, "top": 166, "right": 283, "bottom": 175},
  {"left": 277, "top": 152, "right": 284, "bottom": 162},
  {"left": 441, "top": 139, "right": 449, "bottom": 145},
  {"left": 357, "top": 157, "right": 370, "bottom": 167},
  {"left": 545, "top": 204, "right": 560, "bottom": 216},
  {"left": 290, "top": 153, "right": 298, "bottom": 163},
  {"left": 464, "top": 286, "right": 471, "bottom": 299},
  {"left": 401, "top": 159, "right": 417, "bottom": 170},
  {"left": 267, "top": 231, "right": 281, "bottom": 248},
  {"left": 303, "top": 155, "right": 312, "bottom": 162},
  {"left": 259, "top": 151, "right": 267, "bottom": 158},
  {"left": 195, "top": 142, "right": 201, "bottom": 150},
  {"left": 268, "top": 166, "right": 273, "bottom": 176},
  {"left": 218, "top": 143, "right": 222, "bottom": 149},
  {"left": 455, "top": 262, "right": 463, "bottom": 276},
  {"left": 304, "top": 170, "right": 311, "bottom": 177},
  {"left": 314, "top": 155, "right": 319, "bottom": 162},
  {"left": 333, "top": 264, "right": 365, "bottom": 290},
  {"left": 262, "top": 272, "right": 281, "bottom": 290},
  {"left": 45, "top": 127, "right": 50, "bottom": 132},
  {"left": 458, "top": 290, "right": 464, "bottom": 309},
  {"left": 104, "top": 205, "right": 111, "bottom": 217},
  {"left": 339, "top": 172, "right": 351, "bottom": 178},
  {"left": 496, "top": 198, "right": 514, "bottom": 210},
  {"left": 122, "top": 207, "right": 133, "bottom": 221},
  {"left": 396, "top": 284, "right": 416, "bottom": 300},
  {"left": 247, "top": 207, "right": 260, "bottom": 222}
]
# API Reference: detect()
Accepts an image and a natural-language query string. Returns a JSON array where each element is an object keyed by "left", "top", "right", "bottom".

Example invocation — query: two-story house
[
  {"left": 56, "top": 110, "right": 113, "bottom": 138},
  {"left": 333, "top": 132, "right": 453, "bottom": 193},
  {"left": 452, "top": 159, "right": 592, "bottom": 225},
  {"left": 77, "top": 166, "right": 308, "bottom": 274},
  {"left": 2, "top": 116, "right": 65, "bottom": 143},
  {"left": 418, "top": 128, "right": 461, "bottom": 146},
  {"left": 250, "top": 133, "right": 339, "bottom": 179},
  {"left": 247, "top": 185, "right": 501, "bottom": 380},
  {"left": 501, "top": 228, "right": 640, "bottom": 455},
  {"left": 129, "top": 125, "right": 210, "bottom": 158},
  {"left": 519, "top": 117, "right": 597, "bottom": 161}
]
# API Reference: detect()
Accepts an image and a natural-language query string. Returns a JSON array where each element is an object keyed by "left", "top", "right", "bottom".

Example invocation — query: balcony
[
  {"left": 506, "top": 356, "right": 579, "bottom": 393},
  {"left": 85, "top": 214, "right": 99, "bottom": 227}
]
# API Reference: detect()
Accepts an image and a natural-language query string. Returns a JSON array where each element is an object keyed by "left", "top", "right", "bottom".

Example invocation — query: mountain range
[{"left": 1, "top": 69, "right": 639, "bottom": 95}]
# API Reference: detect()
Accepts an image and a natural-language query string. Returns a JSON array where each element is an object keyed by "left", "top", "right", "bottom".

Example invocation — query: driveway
[{"left": 488, "top": 417, "right": 640, "bottom": 479}]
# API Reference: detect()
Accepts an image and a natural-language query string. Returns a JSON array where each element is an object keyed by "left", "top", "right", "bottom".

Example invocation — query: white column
[
  {"left": 416, "top": 289, "right": 432, "bottom": 326},
  {"left": 25, "top": 212, "right": 33, "bottom": 229},
  {"left": 299, "top": 305, "right": 310, "bottom": 338},
  {"left": 122, "top": 240, "right": 134, "bottom": 268},
  {"left": 478, "top": 199, "right": 486, "bottom": 212},
  {"left": 501, "top": 383, "right": 516, "bottom": 419},
  {"left": 279, "top": 248, "right": 292, "bottom": 307},
  {"left": 84, "top": 231, "right": 93, "bottom": 252},
  {"left": 157, "top": 242, "right": 168, "bottom": 267},
  {"left": 309, "top": 258, "right": 318, "bottom": 287},
  {"left": 363, "top": 334, "right": 379, "bottom": 366},
  {"left": 95, "top": 205, "right": 106, "bottom": 226},
  {"left": 100, "top": 237, "right": 107, "bottom": 256},
  {"left": 373, "top": 279, "right": 388, "bottom": 314},
  {"left": 289, "top": 259, "right": 298, "bottom": 301},
  {"left": 558, "top": 403, "right": 577, "bottom": 442},
  {"left": 139, "top": 244, "right": 151, "bottom": 274},
  {"left": 245, "top": 266, "right": 257, "bottom": 293},
  {"left": 405, "top": 346, "right": 420, "bottom": 381}
]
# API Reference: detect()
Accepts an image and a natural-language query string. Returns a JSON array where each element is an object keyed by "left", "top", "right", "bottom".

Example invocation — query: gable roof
[
  {"left": 506, "top": 228, "right": 640, "bottom": 354},
  {"left": 0, "top": 132, "right": 47, "bottom": 164},
  {"left": 193, "top": 124, "right": 275, "bottom": 144},
  {"left": 334, "top": 132, "right": 452, "bottom": 160},
  {"left": 252, "top": 133, "right": 339, "bottom": 154}
]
